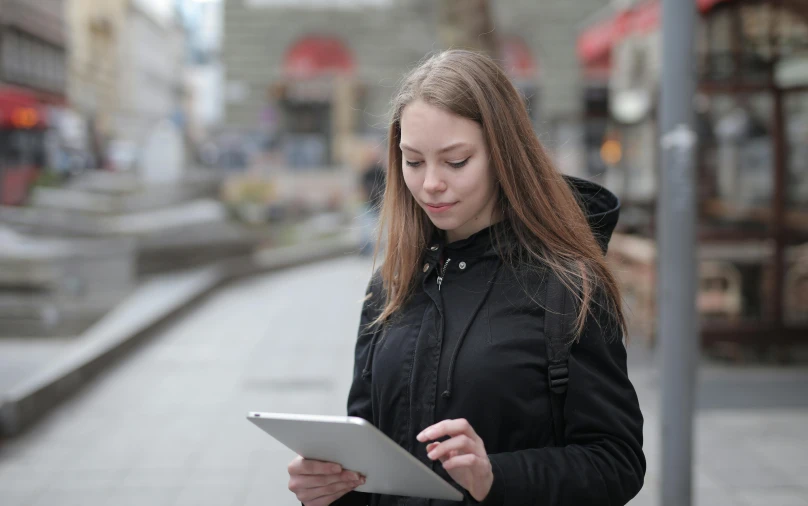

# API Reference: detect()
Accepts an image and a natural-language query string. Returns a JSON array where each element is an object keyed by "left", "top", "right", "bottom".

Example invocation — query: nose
[{"left": 422, "top": 165, "right": 445, "bottom": 193}]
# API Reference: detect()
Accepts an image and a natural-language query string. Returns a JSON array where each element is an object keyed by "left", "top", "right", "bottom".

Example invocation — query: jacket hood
[{"left": 565, "top": 175, "right": 620, "bottom": 254}]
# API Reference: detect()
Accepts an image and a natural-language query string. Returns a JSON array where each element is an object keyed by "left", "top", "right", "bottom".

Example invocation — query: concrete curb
[{"left": 0, "top": 235, "right": 359, "bottom": 437}]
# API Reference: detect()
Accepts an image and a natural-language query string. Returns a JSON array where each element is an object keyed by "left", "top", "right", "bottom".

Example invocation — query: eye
[
  {"left": 405, "top": 160, "right": 423, "bottom": 168},
  {"left": 448, "top": 158, "right": 469, "bottom": 169}
]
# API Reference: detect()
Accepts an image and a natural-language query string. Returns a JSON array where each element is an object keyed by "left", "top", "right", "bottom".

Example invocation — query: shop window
[
  {"left": 699, "top": 93, "right": 774, "bottom": 232},
  {"left": 786, "top": 93, "right": 808, "bottom": 223},
  {"left": 699, "top": 1, "right": 808, "bottom": 86},
  {"left": 282, "top": 101, "right": 332, "bottom": 169}
]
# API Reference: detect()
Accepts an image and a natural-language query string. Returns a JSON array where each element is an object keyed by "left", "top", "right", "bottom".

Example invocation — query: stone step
[{"left": 0, "top": 226, "right": 136, "bottom": 336}]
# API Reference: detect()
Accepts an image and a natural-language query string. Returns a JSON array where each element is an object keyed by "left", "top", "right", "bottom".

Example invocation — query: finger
[
  {"left": 442, "top": 453, "right": 479, "bottom": 471},
  {"left": 297, "top": 478, "right": 362, "bottom": 502},
  {"left": 426, "top": 444, "right": 461, "bottom": 464},
  {"left": 426, "top": 441, "right": 446, "bottom": 463},
  {"left": 290, "top": 470, "right": 361, "bottom": 491},
  {"left": 417, "top": 418, "right": 478, "bottom": 443},
  {"left": 288, "top": 455, "right": 306, "bottom": 474},
  {"left": 427, "top": 435, "right": 477, "bottom": 461},
  {"left": 295, "top": 458, "right": 343, "bottom": 475},
  {"left": 436, "top": 449, "right": 459, "bottom": 464}
]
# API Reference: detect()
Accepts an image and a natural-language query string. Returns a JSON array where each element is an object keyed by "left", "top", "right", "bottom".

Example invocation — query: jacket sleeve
[
  {"left": 477, "top": 303, "right": 646, "bottom": 506},
  {"left": 331, "top": 272, "right": 385, "bottom": 506}
]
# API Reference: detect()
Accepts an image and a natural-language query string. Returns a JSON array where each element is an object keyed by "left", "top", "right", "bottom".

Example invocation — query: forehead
[{"left": 399, "top": 100, "right": 483, "bottom": 148}]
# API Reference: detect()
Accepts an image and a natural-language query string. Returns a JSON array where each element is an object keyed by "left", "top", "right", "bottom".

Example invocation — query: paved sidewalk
[
  {"left": 628, "top": 347, "right": 808, "bottom": 506},
  {"left": 0, "top": 256, "right": 806, "bottom": 506}
]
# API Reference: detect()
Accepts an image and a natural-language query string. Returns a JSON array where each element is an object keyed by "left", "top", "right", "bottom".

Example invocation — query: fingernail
[
  {"left": 416, "top": 432, "right": 426, "bottom": 442},
  {"left": 349, "top": 472, "right": 360, "bottom": 480},
  {"left": 332, "top": 465, "right": 342, "bottom": 473},
  {"left": 427, "top": 451, "right": 435, "bottom": 460}
]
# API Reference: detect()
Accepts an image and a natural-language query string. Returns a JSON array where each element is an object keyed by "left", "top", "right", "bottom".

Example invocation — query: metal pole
[{"left": 658, "top": 1, "right": 698, "bottom": 506}]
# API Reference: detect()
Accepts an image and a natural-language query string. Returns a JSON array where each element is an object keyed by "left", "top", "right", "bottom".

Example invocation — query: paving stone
[
  {"left": 170, "top": 483, "right": 246, "bottom": 506},
  {"left": 30, "top": 489, "right": 112, "bottom": 506},
  {"left": 738, "top": 489, "right": 808, "bottom": 506},
  {"left": 0, "top": 489, "right": 42, "bottom": 506},
  {"left": 104, "top": 486, "right": 180, "bottom": 506}
]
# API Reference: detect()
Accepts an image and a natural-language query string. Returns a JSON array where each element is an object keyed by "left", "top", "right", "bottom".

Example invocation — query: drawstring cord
[
  {"left": 441, "top": 264, "right": 502, "bottom": 400},
  {"left": 361, "top": 325, "right": 382, "bottom": 380}
]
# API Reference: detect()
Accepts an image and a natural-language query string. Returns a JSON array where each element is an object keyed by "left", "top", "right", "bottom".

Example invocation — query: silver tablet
[{"left": 247, "top": 412, "right": 463, "bottom": 501}]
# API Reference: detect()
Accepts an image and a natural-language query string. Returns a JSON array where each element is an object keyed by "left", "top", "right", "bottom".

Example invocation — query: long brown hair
[{"left": 372, "top": 49, "right": 625, "bottom": 340}]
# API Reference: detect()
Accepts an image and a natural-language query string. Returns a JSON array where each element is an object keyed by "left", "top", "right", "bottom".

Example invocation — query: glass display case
[{"left": 694, "top": 0, "right": 808, "bottom": 348}]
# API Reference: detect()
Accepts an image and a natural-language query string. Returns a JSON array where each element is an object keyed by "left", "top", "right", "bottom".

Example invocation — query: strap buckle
[{"left": 548, "top": 363, "right": 569, "bottom": 394}]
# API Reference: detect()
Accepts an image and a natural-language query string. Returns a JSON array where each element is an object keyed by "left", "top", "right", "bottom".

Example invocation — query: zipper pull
[{"left": 437, "top": 258, "right": 451, "bottom": 291}]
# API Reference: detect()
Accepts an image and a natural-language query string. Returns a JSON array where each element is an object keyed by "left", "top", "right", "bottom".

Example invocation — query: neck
[{"left": 446, "top": 213, "right": 503, "bottom": 243}]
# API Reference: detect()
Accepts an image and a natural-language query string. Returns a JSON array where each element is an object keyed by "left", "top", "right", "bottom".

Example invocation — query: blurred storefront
[
  {"left": 578, "top": 0, "right": 808, "bottom": 353},
  {"left": 0, "top": 88, "right": 50, "bottom": 205},
  {"left": 263, "top": 32, "right": 542, "bottom": 171},
  {"left": 272, "top": 35, "right": 359, "bottom": 169},
  {"left": 222, "top": 0, "right": 607, "bottom": 176},
  {"left": 0, "top": 0, "right": 67, "bottom": 205}
]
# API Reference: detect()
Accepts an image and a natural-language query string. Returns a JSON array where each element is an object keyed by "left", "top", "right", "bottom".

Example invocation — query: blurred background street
[
  {"left": 1, "top": 258, "right": 806, "bottom": 506},
  {"left": 0, "top": 0, "right": 807, "bottom": 505}
]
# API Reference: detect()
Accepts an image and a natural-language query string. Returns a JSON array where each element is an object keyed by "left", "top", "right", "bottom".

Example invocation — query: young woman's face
[{"left": 399, "top": 100, "right": 498, "bottom": 243}]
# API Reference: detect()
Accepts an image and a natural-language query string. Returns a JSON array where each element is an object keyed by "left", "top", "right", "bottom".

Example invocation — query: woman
[{"left": 288, "top": 49, "right": 645, "bottom": 506}]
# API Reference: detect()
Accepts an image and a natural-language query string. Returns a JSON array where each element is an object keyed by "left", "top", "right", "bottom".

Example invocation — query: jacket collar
[{"left": 424, "top": 220, "right": 510, "bottom": 261}]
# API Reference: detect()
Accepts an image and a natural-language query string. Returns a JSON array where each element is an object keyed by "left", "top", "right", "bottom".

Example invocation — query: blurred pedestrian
[
  {"left": 358, "top": 147, "right": 386, "bottom": 256},
  {"left": 288, "top": 50, "right": 645, "bottom": 506},
  {"left": 361, "top": 157, "right": 385, "bottom": 212}
]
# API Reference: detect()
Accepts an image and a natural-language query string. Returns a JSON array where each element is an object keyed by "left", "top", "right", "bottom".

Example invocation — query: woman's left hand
[{"left": 417, "top": 418, "right": 493, "bottom": 502}]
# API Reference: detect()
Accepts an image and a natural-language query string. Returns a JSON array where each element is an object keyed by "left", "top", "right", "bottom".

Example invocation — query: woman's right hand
[{"left": 287, "top": 455, "right": 366, "bottom": 506}]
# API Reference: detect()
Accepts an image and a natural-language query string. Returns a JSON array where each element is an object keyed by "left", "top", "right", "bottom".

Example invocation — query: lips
[{"left": 424, "top": 202, "right": 456, "bottom": 213}]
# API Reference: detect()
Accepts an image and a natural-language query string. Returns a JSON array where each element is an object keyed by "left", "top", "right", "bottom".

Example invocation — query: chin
[{"left": 426, "top": 216, "right": 457, "bottom": 230}]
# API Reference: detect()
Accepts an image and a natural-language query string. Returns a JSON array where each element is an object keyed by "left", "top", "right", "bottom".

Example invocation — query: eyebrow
[{"left": 399, "top": 142, "right": 471, "bottom": 155}]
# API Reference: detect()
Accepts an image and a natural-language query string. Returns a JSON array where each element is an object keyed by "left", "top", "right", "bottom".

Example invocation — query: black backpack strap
[{"left": 544, "top": 273, "right": 574, "bottom": 446}]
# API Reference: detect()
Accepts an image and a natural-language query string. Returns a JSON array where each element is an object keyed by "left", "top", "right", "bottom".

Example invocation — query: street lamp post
[{"left": 658, "top": 1, "right": 699, "bottom": 506}]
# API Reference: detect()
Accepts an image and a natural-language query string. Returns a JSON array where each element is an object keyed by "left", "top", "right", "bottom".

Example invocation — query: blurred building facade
[
  {"left": 577, "top": 0, "right": 808, "bottom": 354},
  {"left": 67, "top": 0, "right": 186, "bottom": 172},
  {"left": 178, "top": 0, "right": 224, "bottom": 151},
  {"left": 220, "top": 0, "right": 605, "bottom": 173},
  {"left": 0, "top": 0, "right": 67, "bottom": 97},
  {"left": 0, "top": 0, "right": 67, "bottom": 205}
]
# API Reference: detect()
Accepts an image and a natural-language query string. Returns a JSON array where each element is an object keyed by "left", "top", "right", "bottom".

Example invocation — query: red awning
[
  {"left": 501, "top": 36, "right": 538, "bottom": 79},
  {"left": 0, "top": 86, "right": 49, "bottom": 129},
  {"left": 283, "top": 36, "right": 355, "bottom": 78},
  {"left": 577, "top": 11, "right": 630, "bottom": 66},
  {"left": 697, "top": 0, "right": 732, "bottom": 10},
  {"left": 578, "top": 0, "right": 733, "bottom": 65}
]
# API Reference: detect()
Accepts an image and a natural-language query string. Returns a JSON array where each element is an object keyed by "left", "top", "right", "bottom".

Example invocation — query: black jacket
[{"left": 336, "top": 177, "right": 645, "bottom": 506}]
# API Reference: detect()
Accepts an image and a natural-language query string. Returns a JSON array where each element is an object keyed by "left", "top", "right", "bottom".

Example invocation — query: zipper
[{"left": 437, "top": 257, "right": 451, "bottom": 291}]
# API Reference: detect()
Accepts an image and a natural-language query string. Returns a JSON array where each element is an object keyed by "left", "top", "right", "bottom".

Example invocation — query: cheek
[
  {"left": 402, "top": 170, "right": 422, "bottom": 195},
  {"left": 455, "top": 163, "right": 491, "bottom": 199},
  {"left": 477, "top": 164, "right": 497, "bottom": 198}
]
